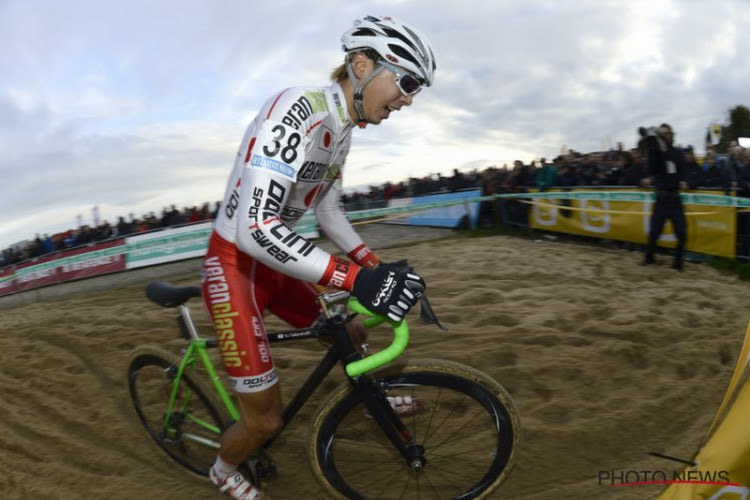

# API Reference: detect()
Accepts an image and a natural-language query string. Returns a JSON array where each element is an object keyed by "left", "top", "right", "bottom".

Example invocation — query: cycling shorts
[{"left": 201, "top": 232, "right": 320, "bottom": 393}]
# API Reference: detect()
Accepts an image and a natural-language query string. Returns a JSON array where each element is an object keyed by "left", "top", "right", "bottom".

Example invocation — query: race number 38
[
  {"left": 250, "top": 120, "right": 306, "bottom": 180},
  {"left": 263, "top": 124, "right": 302, "bottom": 163}
]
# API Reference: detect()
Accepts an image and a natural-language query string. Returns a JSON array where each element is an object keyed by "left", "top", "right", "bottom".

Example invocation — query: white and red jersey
[{"left": 213, "top": 82, "right": 377, "bottom": 291}]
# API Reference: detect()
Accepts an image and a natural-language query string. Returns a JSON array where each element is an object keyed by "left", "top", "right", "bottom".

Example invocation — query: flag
[{"left": 709, "top": 123, "right": 722, "bottom": 146}]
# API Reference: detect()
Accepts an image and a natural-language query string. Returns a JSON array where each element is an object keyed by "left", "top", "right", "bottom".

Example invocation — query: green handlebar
[{"left": 345, "top": 298, "right": 410, "bottom": 377}]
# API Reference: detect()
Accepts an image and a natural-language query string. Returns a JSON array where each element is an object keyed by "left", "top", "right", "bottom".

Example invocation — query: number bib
[{"left": 249, "top": 120, "right": 307, "bottom": 180}]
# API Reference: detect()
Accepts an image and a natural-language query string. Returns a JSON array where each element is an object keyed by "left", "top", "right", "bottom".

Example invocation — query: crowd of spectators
[
  {"left": 5, "top": 139, "right": 750, "bottom": 269},
  {"left": 341, "top": 142, "right": 750, "bottom": 210},
  {"left": 1, "top": 203, "right": 217, "bottom": 268}
]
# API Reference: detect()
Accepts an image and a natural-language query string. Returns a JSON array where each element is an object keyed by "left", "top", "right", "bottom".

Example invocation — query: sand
[{"left": 1, "top": 228, "right": 749, "bottom": 500}]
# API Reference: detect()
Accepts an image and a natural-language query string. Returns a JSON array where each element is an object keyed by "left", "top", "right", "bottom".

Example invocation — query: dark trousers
[{"left": 646, "top": 191, "right": 687, "bottom": 267}]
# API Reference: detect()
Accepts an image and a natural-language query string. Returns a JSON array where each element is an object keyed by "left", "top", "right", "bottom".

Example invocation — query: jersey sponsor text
[{"left": 203, "top": 256, "right": 244, "bottom": 368}]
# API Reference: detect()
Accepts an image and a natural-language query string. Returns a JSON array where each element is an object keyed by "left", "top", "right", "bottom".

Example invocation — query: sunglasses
[{"left": 377, "top": 60, "right": 423, "bottom": 96}]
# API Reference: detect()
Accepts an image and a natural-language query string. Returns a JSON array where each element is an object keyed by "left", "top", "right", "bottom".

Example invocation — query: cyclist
[{"left": 201, "top": 15, "right": 437, "bottom": 500}]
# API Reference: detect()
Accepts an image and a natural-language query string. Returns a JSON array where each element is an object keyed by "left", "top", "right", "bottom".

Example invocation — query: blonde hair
[
  {"left": 330, "top": 63, "right": 348, "bottom": 82},
  {"left": 330, "top": 50, "right": 379, "bottom": 82}
]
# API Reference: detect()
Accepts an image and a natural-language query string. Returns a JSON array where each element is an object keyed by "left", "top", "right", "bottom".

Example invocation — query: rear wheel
[
  {"left": 127, "top": 346, "right": 227, "bottom": 476},
  {"left": 309, "top": 359, "right": 520, "bottom": 499}
]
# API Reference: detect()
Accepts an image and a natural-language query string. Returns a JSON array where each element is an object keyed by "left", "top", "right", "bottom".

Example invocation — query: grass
[{"left": 708, "top": 257, "right": 750, "bottom": 282}]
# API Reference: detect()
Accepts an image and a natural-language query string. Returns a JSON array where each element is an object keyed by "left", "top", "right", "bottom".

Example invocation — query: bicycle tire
[
  {"left": 308, "top": 359, "right": 520, "bottom": 500},
  {"left": 127, "top": 345, "right": 228, "bottom": 477}
]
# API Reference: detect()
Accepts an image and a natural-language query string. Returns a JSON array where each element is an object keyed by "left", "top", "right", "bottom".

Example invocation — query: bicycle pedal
[{"left": 247, "top": 451, "right": 277, "bottom": 482}]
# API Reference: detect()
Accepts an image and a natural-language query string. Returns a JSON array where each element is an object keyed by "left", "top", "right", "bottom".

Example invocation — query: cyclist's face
[{"left": 355, "top": 57, "right": 415, "bottom": 125}]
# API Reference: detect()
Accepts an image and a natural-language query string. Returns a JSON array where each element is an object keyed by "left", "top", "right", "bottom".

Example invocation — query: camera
[
  {"left": 638, "top": 126, "right": 667, "bottom": 152},
  {"left": 638, "top": 126, "right": 660, "bottom": 138}
]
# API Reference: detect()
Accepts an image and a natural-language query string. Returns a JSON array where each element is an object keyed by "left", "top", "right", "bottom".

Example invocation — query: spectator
[
  {"left": 64, "top": 231, "right": 78, "bottom": 248},
  {"left": 478, "top": 168, "right": 501, "bottom": 228},
  {"left": 556, "top": 163, "right": 578, "bottom": 187},
  {"left": 640, "top": 124, "right": 688, "bottom": 271},
  {"left": 683, "top": 148, "right": 703, "bottom": 189},
  {"left": 116, "top": 216, "right": 132, "bottom": 237},
  {"left": 449, "top": 168, "right": 467, "bottom": 192},
  {"left": 535, "top": 157, "right": 557, "bottom": 192},
  {"left": 41, "top": 234, "right": 54, "bottom": 255},
  {"left": 736, "top": 148, "right": 750, "bottom": 197},
  {"left": 618, "top": 151, "right": 644, "bottom": 186},
  {"left": 701, "top": 150, "right": 723, "bottom": 188}
]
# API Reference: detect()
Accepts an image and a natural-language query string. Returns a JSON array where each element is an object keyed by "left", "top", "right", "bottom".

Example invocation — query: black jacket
[{"left": 646, "top": 145, "right": 686, "bottom": 192}]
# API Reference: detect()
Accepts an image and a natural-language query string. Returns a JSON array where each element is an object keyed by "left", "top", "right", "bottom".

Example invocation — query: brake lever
[
  {"left": 419, "top": 294, "right": 447, "bottom": 331},
  {"left": 383, "top": 260, "right": 446, "bottom": 331}
]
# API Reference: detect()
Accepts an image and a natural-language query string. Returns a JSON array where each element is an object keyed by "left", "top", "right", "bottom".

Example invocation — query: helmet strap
[{"left": 345, "top": 60, "right": 385, "bottom": 129}]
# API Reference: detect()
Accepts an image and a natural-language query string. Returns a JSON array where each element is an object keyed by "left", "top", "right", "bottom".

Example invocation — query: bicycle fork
[{"left": 355, "top": 377, "right": 427, "bottom": 472}]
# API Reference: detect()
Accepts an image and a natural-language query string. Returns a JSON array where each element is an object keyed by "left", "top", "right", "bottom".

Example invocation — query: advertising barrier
[
  {"left": 1, "top": 189, "right": 748, "bottom": 297},
  {"left": 528, "top": 189, "right": 736, "bottom": 258},
  {"left": 125, "top": 223, "right": 213, "bottom": 269},
  {"left": 9, "top": 239, "right": 127, "bottom": 294},
  {"left": 58, "top": 239, "right": 127, "bottom": 281},
  {"left": 381, "top": 190, "right": 481, "bottom": 228},
  {"left": 0, "top": 266, "right": 16, "bottom": 297},
  {"left": 0, "top": 217, "right": 320, "bottom": 297},
  {"left": 407, "top": 189, "right": 481, "bottom": 228}
]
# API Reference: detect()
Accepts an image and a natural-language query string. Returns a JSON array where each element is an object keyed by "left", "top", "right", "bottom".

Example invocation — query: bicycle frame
[
  {"left": 164, "top": 293, "right": 420, "bottom": 464},
  {"left": 161, "top": 303, "right": 240, "bottom": 446}
]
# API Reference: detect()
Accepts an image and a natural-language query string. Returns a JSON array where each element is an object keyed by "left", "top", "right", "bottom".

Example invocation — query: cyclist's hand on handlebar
[{"left": 352, "top": 265, "right": 426, "bottom": 322}]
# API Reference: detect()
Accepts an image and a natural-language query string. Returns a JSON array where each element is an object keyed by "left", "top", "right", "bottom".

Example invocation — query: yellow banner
[{"left": 528, "top": 190, "right": 736, "bottom": 258}]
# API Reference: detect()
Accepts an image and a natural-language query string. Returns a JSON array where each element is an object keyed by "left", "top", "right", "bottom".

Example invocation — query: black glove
[{"left": 352, "top": 265, "right": 426, "bottom": 322}]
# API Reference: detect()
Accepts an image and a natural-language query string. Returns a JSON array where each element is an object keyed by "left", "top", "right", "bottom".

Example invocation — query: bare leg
[{"left": 214, "top": 383, "right": 283, "bottom": 499}]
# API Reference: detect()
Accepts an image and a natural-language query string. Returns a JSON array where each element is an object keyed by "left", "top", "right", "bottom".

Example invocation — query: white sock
[{"left": 212, "top": 455, "right": 239, "bottom": 479}]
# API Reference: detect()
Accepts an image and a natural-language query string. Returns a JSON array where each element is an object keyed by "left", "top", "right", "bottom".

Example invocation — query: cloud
[{"left": 2, "top": 0, "right": 750, "bottom": 248}]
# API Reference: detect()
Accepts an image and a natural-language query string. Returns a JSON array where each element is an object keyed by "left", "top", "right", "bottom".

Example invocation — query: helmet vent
[
  {"left": 402, "top": 26, "right": 426, "bottom": 55},
  {"left": 381, "top": 27, "right": 417, "bottom": 52},
  {"left": 389, "top": 44, "right": 419, "bottom": 68},
  {"left": 352, "top": 28, "right": 377, "bottom": 37}
]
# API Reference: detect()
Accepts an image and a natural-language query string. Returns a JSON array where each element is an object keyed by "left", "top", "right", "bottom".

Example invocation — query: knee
[
  {"left": 241, "top": 410, "right": 283, "bottom": 440},
  {"left": 262, "top": 411, "right": 284, "bottom": 437}
]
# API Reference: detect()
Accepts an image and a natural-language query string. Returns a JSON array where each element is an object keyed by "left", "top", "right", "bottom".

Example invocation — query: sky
[{"left": 2, "top": 0, "right": 750, "bottom": 248}]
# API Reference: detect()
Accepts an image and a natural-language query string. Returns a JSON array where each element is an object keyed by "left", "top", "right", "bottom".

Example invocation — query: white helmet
[{"left": 341, "top": 15, "right": 436, "bottom": 86}]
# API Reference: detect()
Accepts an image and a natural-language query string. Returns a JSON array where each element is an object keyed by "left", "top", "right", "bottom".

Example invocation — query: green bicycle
[{"left": 127, "top": 280, "right": 520, "bottom": 499}]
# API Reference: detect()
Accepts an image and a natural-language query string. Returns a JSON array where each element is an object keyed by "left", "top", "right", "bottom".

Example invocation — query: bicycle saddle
[{"left": 146, "top": 281, "right": 202, "bottom": 307}]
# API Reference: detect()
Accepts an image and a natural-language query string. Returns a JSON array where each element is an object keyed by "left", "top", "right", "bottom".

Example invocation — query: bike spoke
[
  {"left": 420, "top": 387, "right": 443, "bottom": 444},
  {"left": 418, "top": 469, "right": 465, "bottom": 497},
  {"left": 129, "top": 353, "right": 224, "bottom": 476},
  {"left": 334, "top": 451, "right": 403, "bottom": 477},
  {"left": 424, "top": 460, "right": 486, "bottom": 484},
  {"left": 429, "top": 443, "right": 496, "bottom": 461},
  {"left": 420, "top": 467, "right": 444, "bottom": 499},
  {"left": 355, "top": 461, "right": 410, "bottom": 498},
  {"left": 397, "top": 467, "right": 415, "bottom": 500},
  {"left": 313, "top": 366, "right": 518, "bottom": 500},
  {"left": 425, "top": 407, "right": 486, "bottom": 453}
]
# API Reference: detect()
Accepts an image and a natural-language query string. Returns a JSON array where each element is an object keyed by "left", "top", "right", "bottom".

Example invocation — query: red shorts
[{"left": 201, "top": 232, "right": 320, "bottom": 393}]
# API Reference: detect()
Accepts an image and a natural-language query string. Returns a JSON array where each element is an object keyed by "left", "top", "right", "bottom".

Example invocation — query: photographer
[{"left": 639, "top": 123, "right": 689, "bottom": 271}]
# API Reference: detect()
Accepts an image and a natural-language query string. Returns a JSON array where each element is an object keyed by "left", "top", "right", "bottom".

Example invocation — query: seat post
[{"left": 178, "top": 304, "right": 201, "bottom": 341}]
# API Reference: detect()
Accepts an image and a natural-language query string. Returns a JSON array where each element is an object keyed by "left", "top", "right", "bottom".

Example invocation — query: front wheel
[
  {"left": 309, "top": 359, "right": 520, "bottom": 500},
  {"left": 127, "top": 346, "right": 227, "bottom": 476}
]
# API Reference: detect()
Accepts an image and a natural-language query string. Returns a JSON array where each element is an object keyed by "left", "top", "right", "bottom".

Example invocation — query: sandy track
[{"left": 1, "top": 229, "right": 748, "bottom": 499}]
